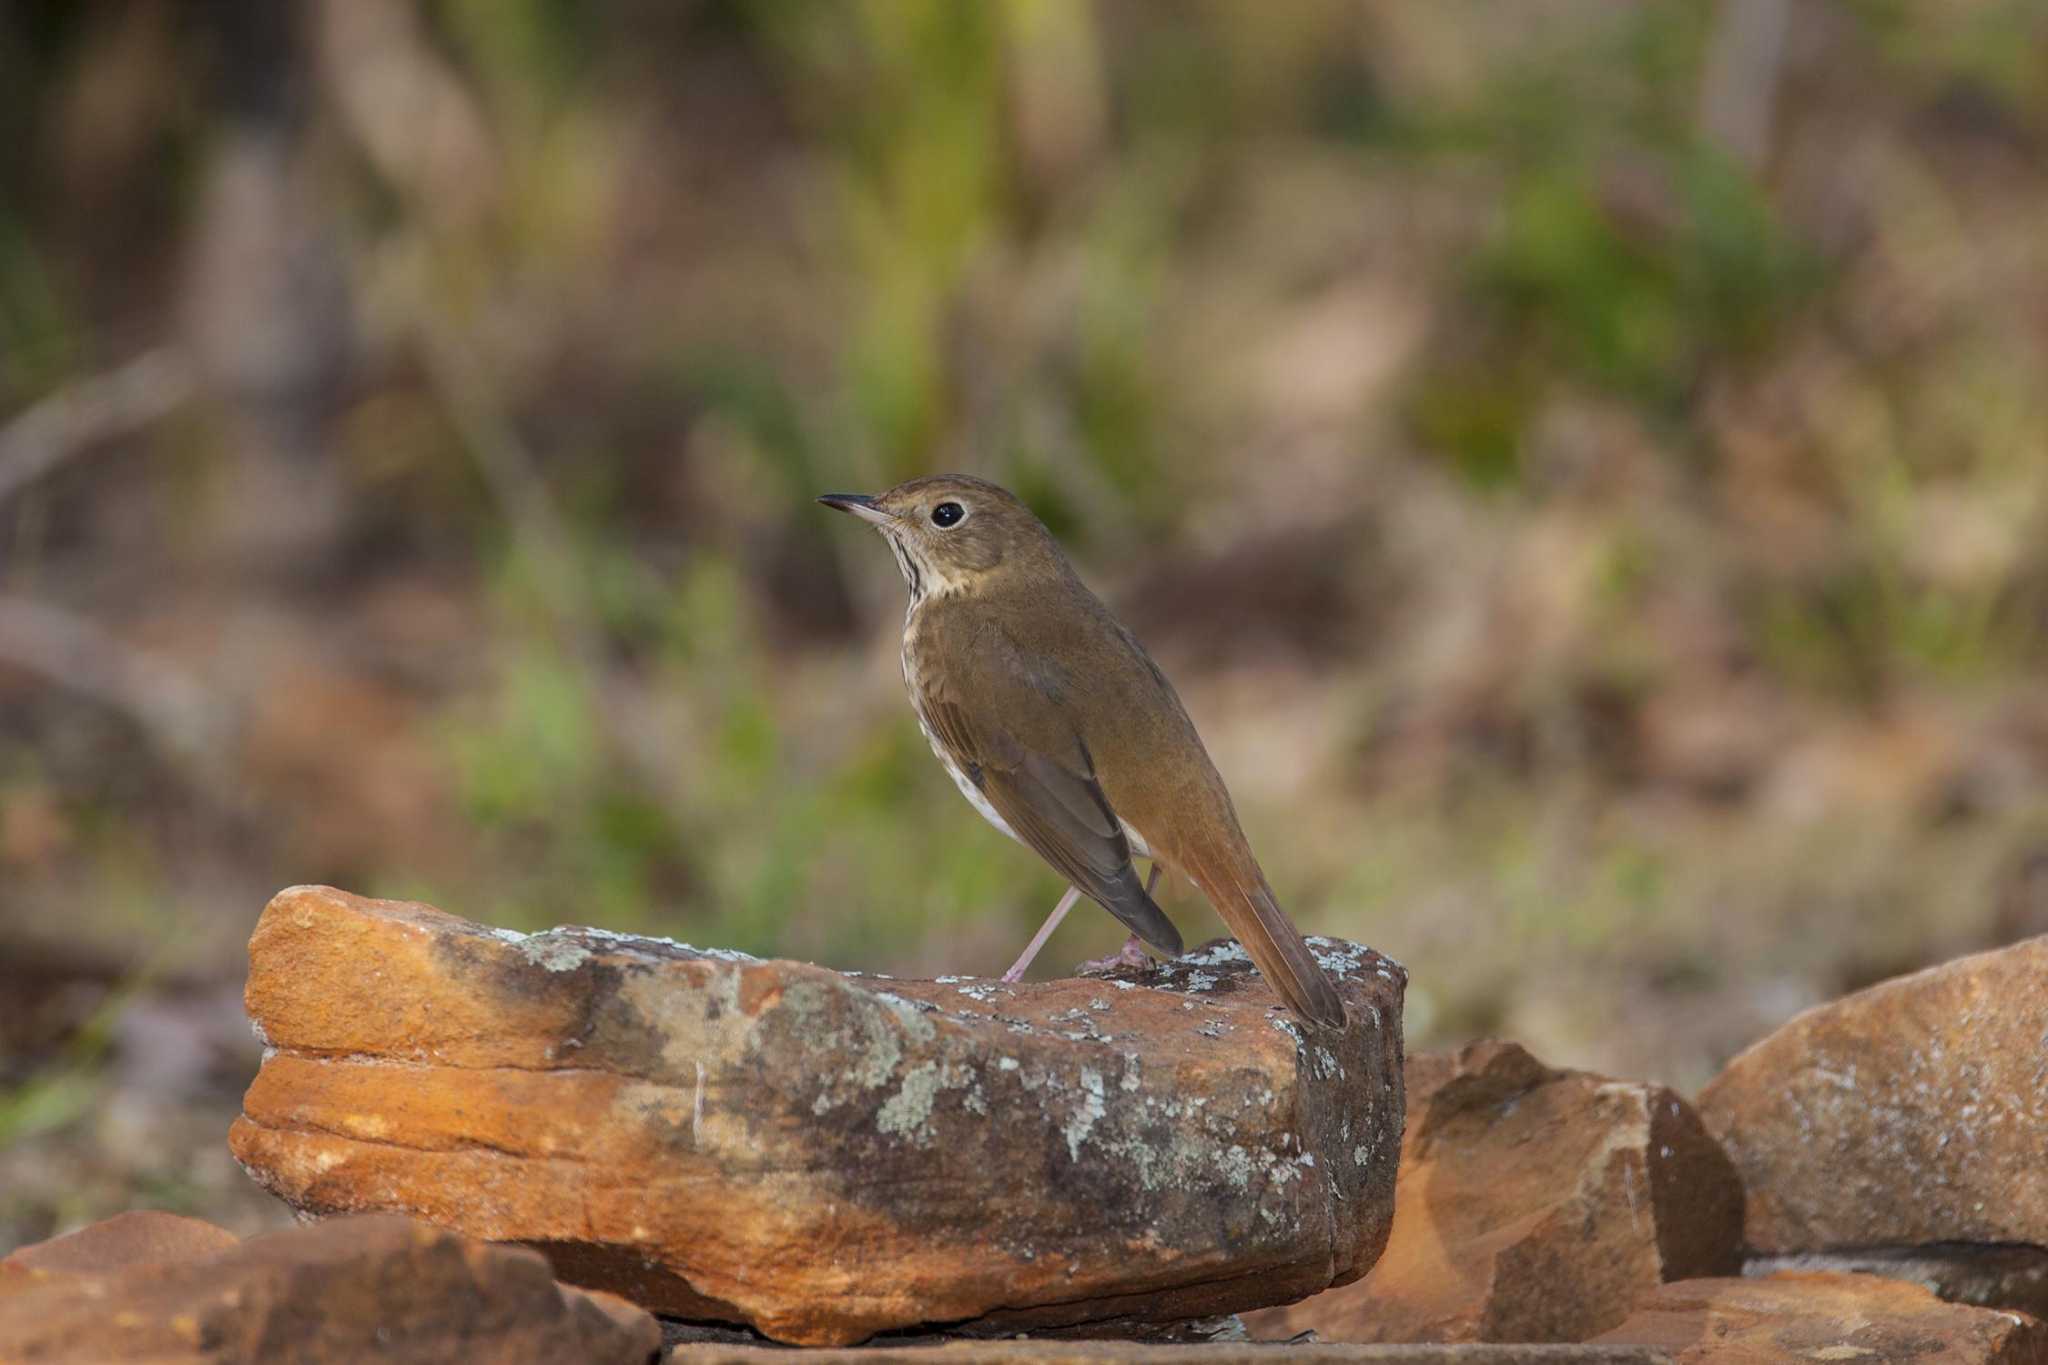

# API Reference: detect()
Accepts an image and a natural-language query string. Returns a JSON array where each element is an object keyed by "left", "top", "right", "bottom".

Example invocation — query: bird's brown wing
[{"left": 917, "top": 685, "right": 1182, "bottom": 957}]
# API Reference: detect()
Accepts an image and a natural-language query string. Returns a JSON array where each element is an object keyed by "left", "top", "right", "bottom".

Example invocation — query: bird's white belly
[
  {"left": 903, "top": 615, "right": 1021, "bottom": 844},
  {"left": 917, "top": 711, "right": 1022, "bottom": 843}
]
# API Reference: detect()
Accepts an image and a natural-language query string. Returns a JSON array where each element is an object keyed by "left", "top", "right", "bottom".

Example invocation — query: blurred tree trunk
[
  {"left": 182, "top": 0, "right": 354, "bottom": 577},
  {"left": 1697, "top": 0, "right": 1789, "bottom": 171}
]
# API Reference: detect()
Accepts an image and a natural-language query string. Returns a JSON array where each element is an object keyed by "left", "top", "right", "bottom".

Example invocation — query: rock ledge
[{"left": 229, "top": 885, "right": 1407, "bottom": 1346}]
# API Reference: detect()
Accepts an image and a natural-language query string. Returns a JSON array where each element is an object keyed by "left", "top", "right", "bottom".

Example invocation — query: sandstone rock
[
  {"left": 1594, "top": 1271, "right": 2048, "bottom": 1364},
  {"left": 1697, "top": 935, "right": 2048, "bottom": 1253},
  {"left": 0, "top": 1209, "right": 240, "bottom": 1278},
  {"left": 228, "top": 885, "right": 1407, "bottom": 1346},
  {"left": 1242, "top": 1041, "right": 1742, "bottom": 1345},
  {"left": 665, "top": 1343, "right": 1676, "bottom": 1363},
  {"left": 0, "top": 1212, "right": 660, "bottom": 1363}
]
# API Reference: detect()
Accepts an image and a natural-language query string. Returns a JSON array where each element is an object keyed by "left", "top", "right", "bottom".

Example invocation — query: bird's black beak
[{"left": 817, "top": 492, "right": 894, "bottom": 526}]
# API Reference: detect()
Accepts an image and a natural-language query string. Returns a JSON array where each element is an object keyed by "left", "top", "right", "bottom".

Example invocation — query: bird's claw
[{"left": 1075, "top": 935, "right": 1152, "bottom": 978}]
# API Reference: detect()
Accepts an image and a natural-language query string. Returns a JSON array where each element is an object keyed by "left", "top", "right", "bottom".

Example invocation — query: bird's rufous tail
[{"left": 1174, "top": 847, "right": 1346, "bottom": 1028}]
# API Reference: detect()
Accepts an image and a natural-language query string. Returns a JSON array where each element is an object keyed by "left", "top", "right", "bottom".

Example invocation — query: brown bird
[{"left": 820, "top": 474, "right": 1345, "bottom": 1027}]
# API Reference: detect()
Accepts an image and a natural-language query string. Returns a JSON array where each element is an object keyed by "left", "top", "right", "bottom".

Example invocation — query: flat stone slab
[
  {"left": 668, "top": 1347, "right": 1672, "bottom": 1364},
  {"left": 1747, "top": 1246, "right": 2048, "bottom": 1322},
  {"left": 1593, "top": 1271, "right": 2048, "bottom": 1364},
  {"left": 228, "top": 886, "right": 1406, "bottom": 1346}
]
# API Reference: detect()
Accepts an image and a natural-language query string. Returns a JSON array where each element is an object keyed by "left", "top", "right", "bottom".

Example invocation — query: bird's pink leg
[{"left": 1001, "top": 885, "right": 1081, "bottom": 983}]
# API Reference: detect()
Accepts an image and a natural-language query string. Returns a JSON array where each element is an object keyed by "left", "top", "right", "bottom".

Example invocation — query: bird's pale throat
[
  {"left": 886, "top": 534, "right": 925, "bottom": 603},
  {"left": 882, "top": 533, "right": 980, "bottom": 604}
]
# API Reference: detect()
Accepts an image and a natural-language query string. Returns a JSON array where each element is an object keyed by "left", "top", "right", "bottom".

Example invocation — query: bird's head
[{"left": 818, "top": 474, "right": 1062, "bottom": 601}]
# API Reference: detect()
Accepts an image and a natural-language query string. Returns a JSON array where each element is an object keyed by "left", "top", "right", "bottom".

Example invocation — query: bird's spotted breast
[{"left": 902, "top": 608, "right": 1019, "bottom": 843}]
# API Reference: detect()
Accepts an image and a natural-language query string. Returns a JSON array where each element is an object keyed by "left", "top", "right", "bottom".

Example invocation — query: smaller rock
[
  {"left": 1594, "top": 1271, "right": 2048, "bottom": 1364},
  {"left": 1699, "top": 935, "right": 2048, "bottom": 1253},
  {"left": 1243, "top": 1041, "right": 1742, "bottom": 1345},
  {"left": 0, "top": 1213, "right": 659, "bottom": 1364},
  {"left": 571, "top": 1285, "right": 665, "bottom": 1360},
  {"left": 0, "top": 1209, "right": 241, "bottom": 1279}
]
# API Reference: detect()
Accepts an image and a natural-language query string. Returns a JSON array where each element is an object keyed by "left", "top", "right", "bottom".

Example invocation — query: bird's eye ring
[{"left": 931, "top": 502, "right": 965, "bottom": 528}]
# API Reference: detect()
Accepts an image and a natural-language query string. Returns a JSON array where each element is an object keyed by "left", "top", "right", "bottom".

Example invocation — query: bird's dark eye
[{"left": 931, "top": 502, "right": 965, "bottom": 528}]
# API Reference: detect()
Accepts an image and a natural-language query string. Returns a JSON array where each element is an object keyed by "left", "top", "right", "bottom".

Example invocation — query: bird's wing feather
[{"left": 918, "top": 632, "right": 1182, "bottom": 955}]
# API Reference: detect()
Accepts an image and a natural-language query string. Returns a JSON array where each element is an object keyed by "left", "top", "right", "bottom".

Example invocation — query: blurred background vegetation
[{"left": 4, "top": 0, "right": 2048, "bottom": 1244}]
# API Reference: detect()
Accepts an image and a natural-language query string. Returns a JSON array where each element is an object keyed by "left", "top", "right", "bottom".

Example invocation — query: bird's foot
[{"left": 1075, "top": 934, "right": 1152, "bottom": 978}]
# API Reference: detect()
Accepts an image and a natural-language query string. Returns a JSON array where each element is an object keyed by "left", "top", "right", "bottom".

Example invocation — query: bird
[{"left": 819, "top": 474, "right": 1346, "bottom": 1028}]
